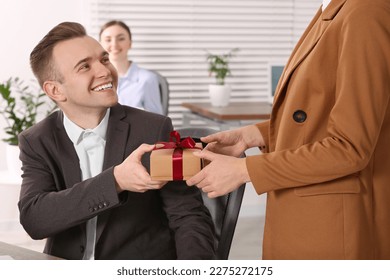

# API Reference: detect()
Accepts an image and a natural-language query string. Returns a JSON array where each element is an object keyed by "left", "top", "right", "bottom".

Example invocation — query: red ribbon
[{"left": 154, "top": 131, "right": 201, "bottom": 180}]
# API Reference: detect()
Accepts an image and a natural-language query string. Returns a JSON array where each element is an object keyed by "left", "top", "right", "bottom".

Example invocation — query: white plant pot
[
  {"left": 6, "top": 144, "right": 22, "bottom": 180},
  {"left": 209, "top": 84, "right": 231, "bottom": 107}
]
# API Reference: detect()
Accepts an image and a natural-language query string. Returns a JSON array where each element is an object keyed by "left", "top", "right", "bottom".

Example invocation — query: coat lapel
[
  {"left": 96, "top": 105, "right": 130, "bottom": 243},
  {"left": 102, "top": 106, "right": 130, "bottom": 171},
  {"left": 53, "top": 111, "right": 82, "bottom": 188},
  {"left": 273, "top": 0, "right": 347, "bottom": 107}
]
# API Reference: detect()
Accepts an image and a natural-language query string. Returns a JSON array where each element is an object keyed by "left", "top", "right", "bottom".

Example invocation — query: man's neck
[{"left": 62, "top": 108, "right": 108, "bottom": 129}]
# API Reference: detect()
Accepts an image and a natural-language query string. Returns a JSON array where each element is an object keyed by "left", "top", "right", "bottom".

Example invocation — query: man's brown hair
[{"left": 30, "top": 22, "right": 87, "bottom": 87}]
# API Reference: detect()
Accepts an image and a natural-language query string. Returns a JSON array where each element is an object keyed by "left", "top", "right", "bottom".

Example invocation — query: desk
[
  {"left": 0, "top": 170, "right": 46, "bottom": 254},
  {"left": 182, "top": 102, "right": 272, "bottom": 130},
  {"left": 0, "top": 241, "right": 61, "bottom": 260},
  {"left": 0, "top": 170, "right": 22, "bottom": 231}
]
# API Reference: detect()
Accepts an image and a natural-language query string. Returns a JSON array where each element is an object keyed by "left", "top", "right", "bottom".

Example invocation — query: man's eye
[
  {"left": 102, "top": 57, "right": 110, "bottom": 64},
  {"left": 79, "top": 64, "right": 89, "bottom": 70}
]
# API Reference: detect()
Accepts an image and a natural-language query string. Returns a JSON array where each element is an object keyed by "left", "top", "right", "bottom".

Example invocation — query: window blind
[{"left": 88, "top": 0, "right": 321, "bottom": 127}]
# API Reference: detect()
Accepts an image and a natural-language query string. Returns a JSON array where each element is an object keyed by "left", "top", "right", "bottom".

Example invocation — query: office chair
[
  {"left": 150, "top": 70, "right": 170, "bottom": 116},
  {"left": 177, "top": 127, "right": 246, "bottom": 259}
]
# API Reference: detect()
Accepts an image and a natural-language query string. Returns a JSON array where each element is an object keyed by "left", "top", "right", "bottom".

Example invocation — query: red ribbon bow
[{"left": 154, "top": 131, "right": 201, "bottom": 180}]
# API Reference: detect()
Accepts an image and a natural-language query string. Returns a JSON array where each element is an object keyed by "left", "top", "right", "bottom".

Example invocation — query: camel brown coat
[{"left": 246, "top": 0, "right": 390, "bottom": 259}]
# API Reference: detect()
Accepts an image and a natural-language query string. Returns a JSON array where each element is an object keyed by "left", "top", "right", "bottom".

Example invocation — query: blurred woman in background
[{"left": 100, "top": 20, "right": 163, "bottom": 114}]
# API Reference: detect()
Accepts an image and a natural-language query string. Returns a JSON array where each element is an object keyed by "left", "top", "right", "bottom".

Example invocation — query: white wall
[{"left": 0, "top": 0, "right": 90, "bottom": 169}]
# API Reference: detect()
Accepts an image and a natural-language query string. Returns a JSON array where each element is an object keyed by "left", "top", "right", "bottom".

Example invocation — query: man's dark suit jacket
[{"left": 17, "top": 104, "right": 216, "bottom": 260}]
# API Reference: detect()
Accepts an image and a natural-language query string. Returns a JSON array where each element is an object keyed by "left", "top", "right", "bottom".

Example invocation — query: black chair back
[
  {"left": 177, "top": 127, "right": 246, "bottom": 259},
  {"left": 150, "top": 70, "right": 169, "bottom": 116}
]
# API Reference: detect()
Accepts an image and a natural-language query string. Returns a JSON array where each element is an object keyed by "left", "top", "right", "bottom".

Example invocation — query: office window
[
  {"left": 88, "top": 0, "right": 320, "bottom": 126},
  {"left": 268, "top": 64, "right": 285, "bottom": 104}
]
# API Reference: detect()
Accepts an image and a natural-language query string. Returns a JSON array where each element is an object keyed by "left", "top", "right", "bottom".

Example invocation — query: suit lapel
[
  {"left": 102, "top": 106, "right": 130, "bottom": 170},
  {"left": 53, "top": 111, "right": 82, "bottom": 188},
  {"left": 96, "top": 105, "right": 130, "bottom": 243},
  {"left": 273, "top": 0, "right": 347, "bottom": 107}
]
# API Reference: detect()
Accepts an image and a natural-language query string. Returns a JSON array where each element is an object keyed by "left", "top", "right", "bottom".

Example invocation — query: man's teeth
[{"left": 93, "top": 83, "right": 113, "bottom": 91}]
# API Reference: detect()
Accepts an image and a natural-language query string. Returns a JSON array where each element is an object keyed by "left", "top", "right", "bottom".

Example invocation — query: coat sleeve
[
  {"left": 157, "top": 118, "right": 216, "bottom": 259},
  {"left": 18, "top": 132, "right": 122, "bottom": 240},
  {"left": 160, "top": 181, "right": 217, "bottom": 259},
  {"left": 247, "top": 4, "right": 390, "bottom": 195},
  {"left": 255, "top": 120, "right": 270, "bottom": 153}
]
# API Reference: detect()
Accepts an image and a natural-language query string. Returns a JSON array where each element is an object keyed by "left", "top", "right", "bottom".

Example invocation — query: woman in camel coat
[{"left": 187, "top": 0, "right": 390, "bottom": 259}]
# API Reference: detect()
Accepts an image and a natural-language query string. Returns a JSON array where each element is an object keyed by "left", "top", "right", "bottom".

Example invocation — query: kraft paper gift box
[{"left": 150, "top": 132, "right": 203, "bottom": 181}]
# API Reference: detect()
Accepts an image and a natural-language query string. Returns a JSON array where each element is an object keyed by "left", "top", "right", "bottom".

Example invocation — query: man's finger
[
  {"left": 132, "top": 144, "right": 155, "bottom": 161},
  {"left": 149, "top": 180, "right": 167, "bottom": 186}
]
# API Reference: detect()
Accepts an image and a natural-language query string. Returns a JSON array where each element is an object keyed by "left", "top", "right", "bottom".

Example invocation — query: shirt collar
[
  {"left": 322, "top": 0, "right": 331, "bottom": 11},
  {"left": 63, "top": 108, "right": 110, "bottom": 145}
]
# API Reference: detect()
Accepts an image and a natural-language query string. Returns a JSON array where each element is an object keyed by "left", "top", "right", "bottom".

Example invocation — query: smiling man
[{"left": 17, "top": 22, "right": 216, "bottom": 260}]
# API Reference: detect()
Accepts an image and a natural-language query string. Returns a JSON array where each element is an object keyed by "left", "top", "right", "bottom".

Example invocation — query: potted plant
[
  {"left": 206, "top": 48, "right": 239, "bottom": 107},
  {"left": 0, "top": 77, "right": 54, "bottom": 177}
]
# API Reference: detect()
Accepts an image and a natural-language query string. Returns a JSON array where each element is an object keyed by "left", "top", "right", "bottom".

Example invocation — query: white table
[{"left": 0, "top": 170, "right": 21, "bottom": 227}]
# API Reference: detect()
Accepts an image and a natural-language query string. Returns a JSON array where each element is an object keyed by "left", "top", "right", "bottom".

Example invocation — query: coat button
[
  {"left": 80, "top": 245, "right": 85, "bottom": 253},
  {"left": 293, "top": 110, "right": 307, "bottom": 123}
]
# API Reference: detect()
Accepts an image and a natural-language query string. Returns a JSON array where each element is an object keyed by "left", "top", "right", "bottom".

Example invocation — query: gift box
[{"left": 150, "top": 131, "right": 203, "bottom": 180}]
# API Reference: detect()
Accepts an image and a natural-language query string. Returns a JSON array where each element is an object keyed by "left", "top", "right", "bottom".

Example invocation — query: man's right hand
[{"left": 113, "top": 144, "right": 167, "bottom": 193}]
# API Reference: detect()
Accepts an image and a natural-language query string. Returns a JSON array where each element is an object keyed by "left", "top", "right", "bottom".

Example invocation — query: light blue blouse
[{"left": 118, "top": 62, "right": 163, "bottom": 114}]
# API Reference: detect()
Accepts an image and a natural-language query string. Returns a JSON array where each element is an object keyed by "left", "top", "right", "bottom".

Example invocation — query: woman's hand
[{"left": 201, "top": 125, "right": 264, "bottom": 157}]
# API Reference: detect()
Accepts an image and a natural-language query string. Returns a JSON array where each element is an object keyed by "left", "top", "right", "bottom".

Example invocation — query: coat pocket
[{"left": 294, "top": 174, "right": 361, "bottom": 197}]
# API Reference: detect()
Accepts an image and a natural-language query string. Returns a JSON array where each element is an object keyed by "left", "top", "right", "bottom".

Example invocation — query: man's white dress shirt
[{"left": 63, "top": 109, "right": 110, "bottom": 260}]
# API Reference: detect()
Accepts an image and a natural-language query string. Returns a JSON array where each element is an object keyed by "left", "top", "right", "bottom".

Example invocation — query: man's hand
[
  {"left": 113, "top": 144, "right": 167, "bottom": 193},
  {"left": 186, "top": 150, "right": 250, "bottom": 198}
]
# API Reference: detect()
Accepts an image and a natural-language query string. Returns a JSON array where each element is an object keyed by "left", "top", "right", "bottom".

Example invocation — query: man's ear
[{"left": 43, "top": 81, "right": 66, "bottom": 102}]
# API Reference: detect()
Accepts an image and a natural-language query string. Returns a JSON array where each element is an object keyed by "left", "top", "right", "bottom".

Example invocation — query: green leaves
[
  {"left": 206, "top": 48, "right": 239, "bottom": 85},
  {"left": 0, "top": 77, "right": 54, "bottom": 146}
]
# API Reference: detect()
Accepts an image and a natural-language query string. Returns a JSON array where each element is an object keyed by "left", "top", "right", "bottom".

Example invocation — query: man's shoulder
[
  {"left": 111, "top": 103, "right": 170, "bottom": 123},
  {"left": 21, "top": 110, "right": 61, "bottom": 136},
  {"left": 110, "top": 104, "right": 173, "bottom": 142},
  {"left": 18, "top": 110, "right": 61, "bottom": 147}
]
